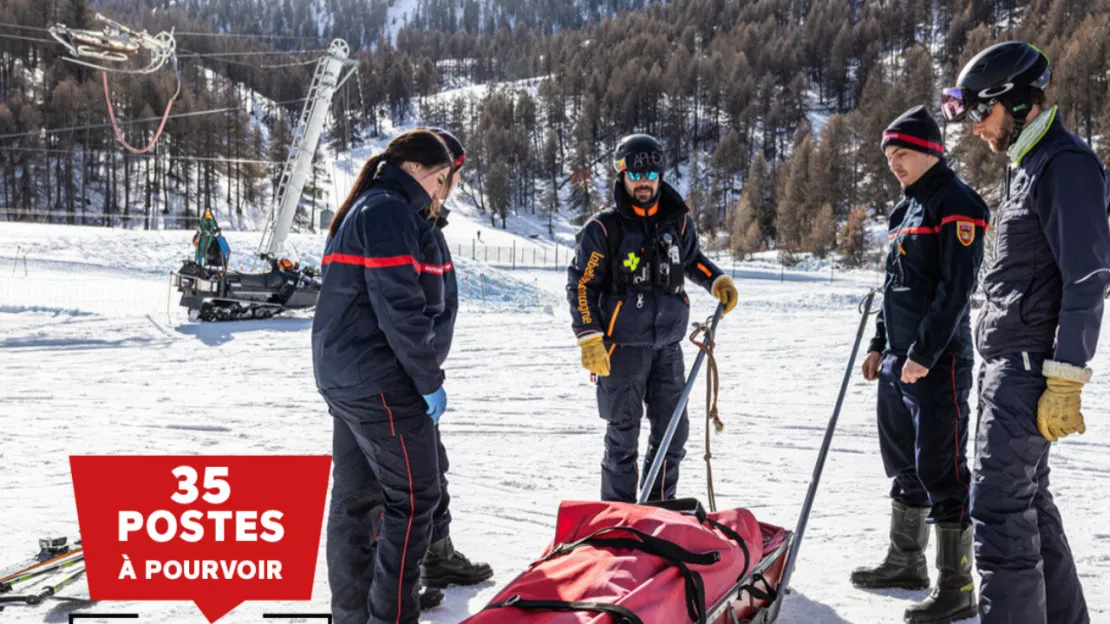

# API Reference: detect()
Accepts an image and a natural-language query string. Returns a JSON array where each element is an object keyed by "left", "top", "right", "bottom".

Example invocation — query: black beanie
[{"left": 880, "top": 105, "right": 944, "bottom": 158}]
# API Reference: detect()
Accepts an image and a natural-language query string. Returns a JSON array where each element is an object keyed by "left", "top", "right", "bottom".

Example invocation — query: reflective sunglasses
[
  {"left": 626, "top": 171, "right": 660, "bottom": 181},
  {"left": 941, "top": 87, "right": 996, "bottom": 124}
]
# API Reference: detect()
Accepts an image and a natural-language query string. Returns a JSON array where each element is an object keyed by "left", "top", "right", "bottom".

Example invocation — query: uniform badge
[{"left": 957, "top": 221, "right": 975, "bottom": 247}]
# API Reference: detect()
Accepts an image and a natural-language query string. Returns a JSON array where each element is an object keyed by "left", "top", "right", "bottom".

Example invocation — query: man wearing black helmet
[
  {"left": 566, "top": 134, "right": 738, "bottom": 502},
  {"left": 943, "top": 42, "right": 1110, "bottom": 623},
  {"left": 851, "top": 105, "right": 988, "bottom": 624}
]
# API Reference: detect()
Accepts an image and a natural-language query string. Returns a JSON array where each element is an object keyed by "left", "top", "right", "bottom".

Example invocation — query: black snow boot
[
  {"left": 850, "top": 501, "right": 931, "bottom": 590},
  {"left": 419, "top": 584, "right": 444, "bottom": 610},
  {"left": 904, "top": 523, "right": 977, "bottom": 623},
  {"left": 421, "top": 536, "right": 494, "bottom": 588}
]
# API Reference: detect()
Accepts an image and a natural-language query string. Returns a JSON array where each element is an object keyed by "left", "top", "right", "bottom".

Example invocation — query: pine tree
[
  {"left": 839, "top": 204, "right": 869, "bottom": 266},
  {"left": 731, "top": 153, "right": 771, "bottom": 257},
  {"left": 808, "top": 203, "right": 838, "bottom": 258},
  {"left": 775, "top": 135, "right": 814, "bottom": 251},
  {"left": 809, "top": 113, "right": 853, "bottom": 217}
]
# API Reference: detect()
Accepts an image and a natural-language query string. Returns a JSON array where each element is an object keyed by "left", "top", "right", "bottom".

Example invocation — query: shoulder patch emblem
[{"left": 957, "top": 221, "right": 975, "bottom": 247}]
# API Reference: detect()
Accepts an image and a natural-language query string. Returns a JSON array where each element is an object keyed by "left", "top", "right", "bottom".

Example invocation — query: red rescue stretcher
[
  {"left": 465, "top": 294, "right": 876, "bottom": 624},
  {"left": 463, "top": 499, "right": 793, "bottom": 624}
]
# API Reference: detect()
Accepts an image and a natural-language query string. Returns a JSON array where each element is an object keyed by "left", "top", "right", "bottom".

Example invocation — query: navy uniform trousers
[
  {"left": 877, "top": 353, "right": 972, "bottom": 524},
  {"left": 597, "top": 343, "right": 689, "bottom": 502},
  {"left": 325, "top": 390, "right": 444, "bottom": 624},
  {"left": 971, "top": 353, "right": 1089, "bottom": 624}
]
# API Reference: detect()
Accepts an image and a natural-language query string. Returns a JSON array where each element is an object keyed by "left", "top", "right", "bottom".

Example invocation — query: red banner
[{"left": 70, "top": 455, "right": 331, "bottom": 623}]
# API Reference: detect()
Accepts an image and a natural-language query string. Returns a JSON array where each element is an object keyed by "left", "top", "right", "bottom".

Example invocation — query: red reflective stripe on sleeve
[
  {"left": 888, "top": 215, "right": 989, "bottom": 238},
  {"left": 420, "top": 261, "right": 454, "bottom": 275},
  {"left": 323, "top": 254, "right": 455, "bottom": 275},
  {"left": 322, "top": 253, "right": 421, "bottom": 271},
  {"left": 939, "top": 214, "right": 989, "bottom": 229}
]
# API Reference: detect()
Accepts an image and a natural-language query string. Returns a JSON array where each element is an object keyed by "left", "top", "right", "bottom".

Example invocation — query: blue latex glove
[{"left": 422, "top": 387, "right": 447, "bottom": 424}]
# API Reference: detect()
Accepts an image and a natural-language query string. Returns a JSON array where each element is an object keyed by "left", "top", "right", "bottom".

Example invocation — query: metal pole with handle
[
  {"left": 778, "top": 288, "right": 879, "bottom": 596},
  {"left": 637, "top": 302, "right": 725, "bottom": 504}
]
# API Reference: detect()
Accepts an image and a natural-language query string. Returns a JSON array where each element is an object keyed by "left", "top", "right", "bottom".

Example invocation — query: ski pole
[
  {"left": 0, "top": 564, "right": 87, "bottom": 606},
  {"left": 778, "top": 288, "right": 878, "bottom": 597},
  {"left": 0, "top": 543, "right": 82, "bottom": 585},
  {"left": 638, "top": 302, "right": 725, "bottom": 504},
  {"left": 0, "top": 552, "right": 84, "bottom": 593}
]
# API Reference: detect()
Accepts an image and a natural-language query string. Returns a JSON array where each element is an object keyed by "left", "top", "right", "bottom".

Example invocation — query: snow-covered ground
[{"left": 1, "top": 220, "right": 1108, "bottom": 624}]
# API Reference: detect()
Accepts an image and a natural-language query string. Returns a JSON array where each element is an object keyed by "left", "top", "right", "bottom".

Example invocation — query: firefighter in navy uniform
[
  {"left": 567, "top": 134, "right": 739, "bottom": 503},
  {"left": 313, "top": 130, "right": 455, "bottom": 624},
  {"left": 851, "top": 106, "right": 989, "bottom": 624},
  {"left": 942, "top": 42, "right": 1110, "bottom": 624}
]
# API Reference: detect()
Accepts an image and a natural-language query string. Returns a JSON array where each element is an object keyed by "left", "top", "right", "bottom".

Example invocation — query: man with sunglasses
[
  {"left": 566, "top": 133, "right": 738, "bottom": 503},
  {"left": 943, "top": 41, "right": 1110, "bottom": 624},
  {"left": 851, "top": 105, "right": 988, "bottom": 624}
]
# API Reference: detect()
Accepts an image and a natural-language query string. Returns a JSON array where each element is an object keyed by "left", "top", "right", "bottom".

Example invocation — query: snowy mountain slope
[{"left": 1, "top": 220, "right": 1109, "bottom": 623}]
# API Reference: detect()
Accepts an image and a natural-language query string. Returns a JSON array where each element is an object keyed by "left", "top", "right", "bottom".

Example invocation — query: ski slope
[{"left": 1, "top": 220, "right": 1108, "bottom": 624}]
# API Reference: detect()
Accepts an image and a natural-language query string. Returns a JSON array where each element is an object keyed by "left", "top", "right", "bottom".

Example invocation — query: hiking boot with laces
[{"left": 421, "top": 536, "right": 494, "bottom": 588}]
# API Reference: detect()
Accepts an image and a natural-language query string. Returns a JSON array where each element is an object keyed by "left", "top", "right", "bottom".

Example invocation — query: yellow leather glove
[
  {"left": 711, "top": 275, "right": 739, "bottom": 315},
  {"left": 1037, "top": 360, "right": 1091, "bottom": 442},
  {"left": 578, "top": 334, "right": 610, "bottom": 377}
]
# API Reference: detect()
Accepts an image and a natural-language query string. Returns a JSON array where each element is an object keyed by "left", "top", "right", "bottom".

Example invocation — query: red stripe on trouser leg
[
  {"left": 951, "top": 355, "right": 969, "bottom": 522},
  {"left": 396, "top": 434, "right": 415, "bottom": 624},
  {"left": 381, "top": 393, "right": 396, "bottom": 437}
]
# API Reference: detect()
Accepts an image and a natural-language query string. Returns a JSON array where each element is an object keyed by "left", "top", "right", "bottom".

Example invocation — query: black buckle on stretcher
[{"left": 485, "top": 595, "right": 644, "bottom": 624}]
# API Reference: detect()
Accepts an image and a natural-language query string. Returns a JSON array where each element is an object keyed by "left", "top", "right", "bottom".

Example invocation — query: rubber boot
[
  {"left": 850, "top": 501, "right": 930, "bottom": 590},
  {"left": 904, "top": 523, "right": 977, "bottom": 623},
  {"left": 421, "top": 536, "right": 494, "bottom": 588}
]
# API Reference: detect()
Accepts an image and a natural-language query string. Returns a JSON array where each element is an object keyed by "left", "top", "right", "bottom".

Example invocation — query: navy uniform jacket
[
  {"left": 568, "top": 181, "right": 726, "bottom": 349},
  {"left": 975, "top": 109, "right": 1110, "bottom": 367},
  {"left": 870, "top": 161, "right": 989, "bottom": 368},
  {"left": 312, "top": 162, "right": 455, "bottom": 400}
]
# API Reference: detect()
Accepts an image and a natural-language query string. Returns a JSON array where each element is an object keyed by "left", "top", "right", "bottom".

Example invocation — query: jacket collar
[
  {"left": 373, "top": 161, "right": 434, "bottom": 216},
  {"left": 612, "top": 180, "right": 689, "bottom": 224},
  {"left": 1009, "top": 106, "right": 1059, "bottom": 166},
  {"left": 903, "top": 159, "right": 954, "bottom": 202}
]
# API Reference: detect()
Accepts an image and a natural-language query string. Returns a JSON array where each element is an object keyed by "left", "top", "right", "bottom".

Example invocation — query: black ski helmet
[
  {"left": 942, "top": 42, "right": 1050, "bottom": 141},
  {"left": 613, "top": 134, "right": 665, "bottom": 175}
]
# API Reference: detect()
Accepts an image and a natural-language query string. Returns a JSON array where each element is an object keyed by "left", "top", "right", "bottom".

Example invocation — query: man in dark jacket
[
  {"left": 851, "top": 105, "right": 988, "bottom": 624},
  {"left": 566, "top": 133, "right": 738, "bottom": 503},
  {"left": 942, "top": 41, "right": 1110, "bottom": 624}
]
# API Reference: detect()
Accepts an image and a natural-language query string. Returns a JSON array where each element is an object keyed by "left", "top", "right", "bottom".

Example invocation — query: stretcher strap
[
  {"left": 704, "top": 517, "right": 751, "bottom": 578},
  {"left": 539, "top": 525, "right": 716, "bottom": 624},
  {"left": 484, "top": 596, "right": 644, "bottom": 624},
  {"left": 644, "top": 498, "right": 752, "bottom": 580},
  {"left": 739, "top": 572, "right": 778, "bottom": 603}
]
